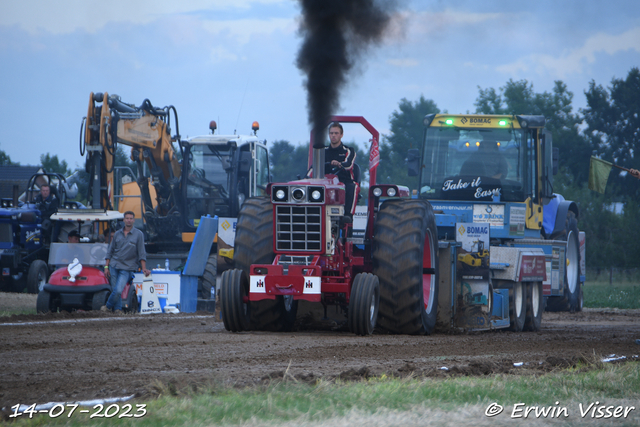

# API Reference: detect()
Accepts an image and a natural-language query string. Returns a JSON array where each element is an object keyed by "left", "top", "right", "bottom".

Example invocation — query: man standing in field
[{"left": 101, "top": 211, "right": 150, "bottom": 313}]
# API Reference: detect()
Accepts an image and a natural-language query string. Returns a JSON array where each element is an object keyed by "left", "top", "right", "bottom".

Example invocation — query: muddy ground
[{"left": 1, "top": 292, "right": 639, "bottom": 413}]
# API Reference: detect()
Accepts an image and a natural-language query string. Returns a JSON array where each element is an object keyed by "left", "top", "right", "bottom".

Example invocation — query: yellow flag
[{"left": 588, "top": 157, "right": 613, "bottom": 194}]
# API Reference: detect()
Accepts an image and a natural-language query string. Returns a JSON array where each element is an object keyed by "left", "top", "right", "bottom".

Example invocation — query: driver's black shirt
[
  {"left": 34, "top": 194, "right": 59, "bottom": 219},
  {"left": 324, "top": 143, "right": 356, "bottom": 184}
]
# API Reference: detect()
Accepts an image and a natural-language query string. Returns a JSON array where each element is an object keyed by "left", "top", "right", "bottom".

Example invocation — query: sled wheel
[
  {"left": 220, "top": 269, "right": 251, "bottom": 332},
  {"left": 373, "top": 199, "right": 439, "bottom": 335},
  {"left": 523, "top": 281, "right": 543, "bottom": 332},
  {"left": 509, "top": 281, "right": 527, "bottom": 332},
  {"left": 349, "top": 273, "right": 380, "bottom": 336}
]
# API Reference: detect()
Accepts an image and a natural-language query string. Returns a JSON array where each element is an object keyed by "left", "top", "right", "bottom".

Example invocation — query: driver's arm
[{"left": 341, "top": 146, "right": 356, "bottom": 171}]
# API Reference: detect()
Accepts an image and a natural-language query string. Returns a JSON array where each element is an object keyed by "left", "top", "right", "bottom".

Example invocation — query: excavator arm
[{"left": 83, "top": 92, "right": 182, "bottom": 216}]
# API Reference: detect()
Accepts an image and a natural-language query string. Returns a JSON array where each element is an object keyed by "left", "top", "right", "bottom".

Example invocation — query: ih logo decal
[
  {"left": 257, "top": 279, "right": 264, "bottom": 288},
  {"left": 305, "top": 280, "right": 313, "bottom": 289}
]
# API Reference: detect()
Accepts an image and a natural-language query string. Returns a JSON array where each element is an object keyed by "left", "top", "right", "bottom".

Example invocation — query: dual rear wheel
[{"left": 510, "top": 281, "right": 543, "bottom": 332}]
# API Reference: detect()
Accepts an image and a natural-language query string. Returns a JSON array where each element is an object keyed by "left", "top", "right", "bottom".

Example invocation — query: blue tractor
[{"left": 0, "top": 172, "right": 82, "bottom": 293}]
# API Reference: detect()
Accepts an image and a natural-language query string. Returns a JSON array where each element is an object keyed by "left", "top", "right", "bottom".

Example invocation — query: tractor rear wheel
[
  {"left": 220, "top": 269, "right": 251, "bottom": 332},
  {"left": 547, "top": 211, "right": 581, "bottom": 312},
  {"left": 234, "top": 197, "right": 274, "bottom": 274},
  {"left": 27, "top": 260, "right": 48, "bottom": 294},
  {"left": 234, "top": 197, "right": 296, "bottom": 331},
  {"left": 523, "top": 281, "right": 543, "bottom": 332},
  {"left": 92, "top": 290, "right": 109, "bottom": 311},
  {"left": 373, "top": 199, "right": 439, "bottom": 335},
  {"left": 348, "top": 273, "right": 380, "bottom": 336},
  {"left": 509, "top": 281, "right": 526, "bottom": 332}
]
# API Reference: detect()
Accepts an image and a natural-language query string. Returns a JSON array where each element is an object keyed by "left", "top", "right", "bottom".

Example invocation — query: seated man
[
  {"left": 324, "top": 122, "right": 358, "bottom": 222},
  {"left": 68, "top": 230, "right": 81, "bottom": 243},
  {"left": 34, "top": 183, "right": 60, "bottom": 242}
]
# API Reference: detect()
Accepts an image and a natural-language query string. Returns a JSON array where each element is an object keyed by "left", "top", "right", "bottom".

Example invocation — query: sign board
[
  {"left": 473, "top": 204, "right": 505, "bottom": 228},
  {"left": 139, "top": 276, "right": 162, "bottom": 314},
  {"left": 133, "top": 271, "right": 181, "bottom": 307},
  {"left": 456, "top": 222, "right": 490, "bottom": 252},
  {"left": 218, "top": 217, "right": 237, "bottom": 247}
]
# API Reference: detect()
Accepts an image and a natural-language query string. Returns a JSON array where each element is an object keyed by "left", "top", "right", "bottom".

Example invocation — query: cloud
[
  {"left": 406, "top": 8, "right": 505, "bottom": 37},
  {"left": 387, "top": 58, "right": 419, "bottom": 68},
  {"left": 201, "top": 17, "right": 294, "bottom": 45},
  {"left": 496, "top": 27, "right": 640, "bottom": 78},
  {"left": 0, "top": 0, "right": 288, "bottom": 35}
]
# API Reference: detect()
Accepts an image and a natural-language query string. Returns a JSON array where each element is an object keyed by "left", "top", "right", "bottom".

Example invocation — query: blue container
[{"left": 180, "top": 275, "right": 198, "bottom": 313}]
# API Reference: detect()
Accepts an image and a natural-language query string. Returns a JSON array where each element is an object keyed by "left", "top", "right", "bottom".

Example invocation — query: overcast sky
[{"left": 1, "top": 0, "right": 639, "bottom": 169}]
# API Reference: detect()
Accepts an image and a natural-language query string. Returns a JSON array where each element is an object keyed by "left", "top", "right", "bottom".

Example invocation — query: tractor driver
[
  {"left": 324, "top": 122, "right": 358, "bottom": 222},
  {"left": 35, "top": 183, "right": 60, "bottom": 242},
  {"left": 462, "top": 136, "right": 509, "bottom": 179}
]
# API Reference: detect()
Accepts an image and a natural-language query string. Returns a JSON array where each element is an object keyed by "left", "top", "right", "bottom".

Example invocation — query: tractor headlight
[
  {"left": 386, "top": 187, "right": 397, "bottom": 197},
  {"left": 308, "top": 186, "right": 324, "bottom": 203},
  {"left": 372, "top": 187, "right": 382, "bottom": 197},
  {"left": 273, "top": 186, "right": 288, "bottom": 202},
  {"left": 291, "top": 187, "right": 306, "bottom": 202}
]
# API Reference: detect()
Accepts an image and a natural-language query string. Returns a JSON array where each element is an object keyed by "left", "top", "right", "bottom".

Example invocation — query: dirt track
[{"left": 1, "top": 293, "right": 640, "bottom": 413}]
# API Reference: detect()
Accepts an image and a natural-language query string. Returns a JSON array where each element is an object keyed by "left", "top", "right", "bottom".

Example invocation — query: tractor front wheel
[
  {"left": 220, "top": 269, "right": 251, "bottom": 332},
  {"left": 348, "top": 273, "right": 380, "bottom": 336}
]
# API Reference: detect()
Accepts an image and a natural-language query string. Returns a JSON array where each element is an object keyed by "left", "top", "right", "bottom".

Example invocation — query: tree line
[{"left": 2, "top": 68, "right": 639, "bottom": 270}]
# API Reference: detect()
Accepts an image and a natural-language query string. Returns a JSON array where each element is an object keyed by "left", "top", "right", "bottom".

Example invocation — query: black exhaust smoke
[{"left": 296, "top": 0, "right": 397, "bottom": 150}]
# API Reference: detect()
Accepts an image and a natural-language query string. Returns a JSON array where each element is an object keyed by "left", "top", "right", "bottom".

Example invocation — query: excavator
[{"left": 81, "top": 92, "right": 270, "bottom": 301}]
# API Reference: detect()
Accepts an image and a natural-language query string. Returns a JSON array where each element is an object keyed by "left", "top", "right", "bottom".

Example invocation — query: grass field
[
  {"left": 584, "top": 268, "right": 640, "bottom": 309},
  {"left": 7, "top": 361, "right": 640, "bottom": 426}
]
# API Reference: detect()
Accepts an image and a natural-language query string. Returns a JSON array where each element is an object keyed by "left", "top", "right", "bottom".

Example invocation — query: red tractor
[{"left": 220, "top": 117, "right": 439, "bottom": 335}]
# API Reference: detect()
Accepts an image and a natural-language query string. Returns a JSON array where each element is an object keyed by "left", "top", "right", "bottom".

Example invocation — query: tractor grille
[
  {"left": 275, "top": 205, "right": 322, "bottom": 251},
  {"left": 0, "top": 223, "right": 11, "bottom": 243}
]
